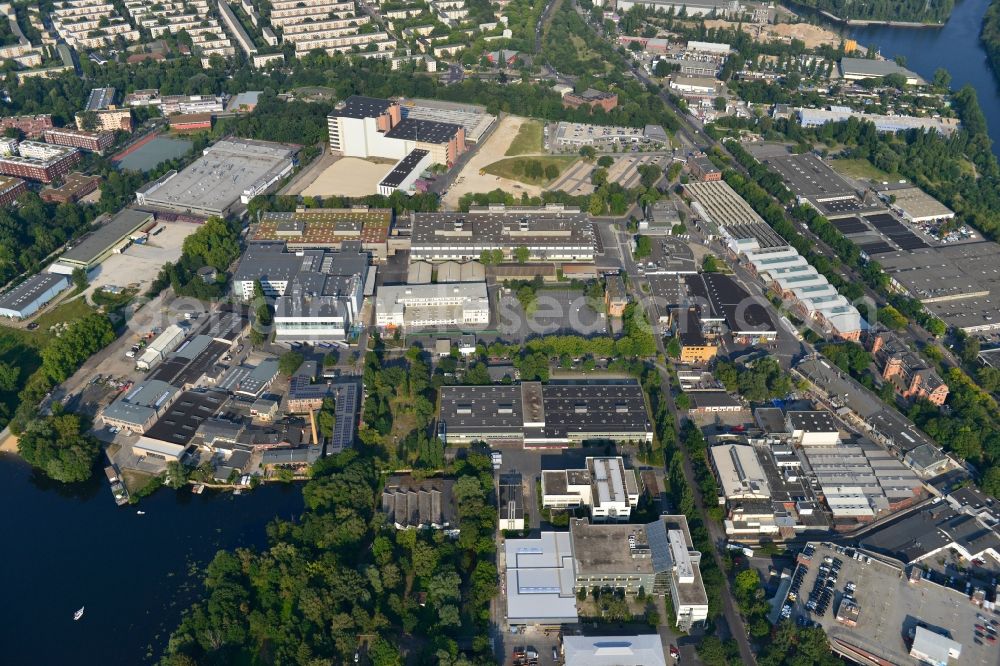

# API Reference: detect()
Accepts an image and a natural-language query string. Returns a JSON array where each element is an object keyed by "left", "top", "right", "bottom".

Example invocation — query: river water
[
  {"left": 0, "top": 455, "right": 303, "bottom": 665},
  {"left": 842, "top": 0, "right": 1000, "bottom": 156}
]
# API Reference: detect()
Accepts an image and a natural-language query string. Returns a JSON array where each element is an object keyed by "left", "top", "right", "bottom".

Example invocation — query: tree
[
  {"left": 633, "top": 235, "right": 652, "bottom": 259},
  {"left": 18, "top": 413, "right": 100, "bottom": 483},
  {"left": 579, "top": 146, "right": 596, "bottom": 161},
  {"left": 513, "top": 246, "right": 530, "bottom": 263},
  {"left": 713, "top": 96, "right": 727, "bottom": 111},
  {"left": 933, "top": 67, "right": 951, "bottom": 89},
  {"left": 278, "top": 351, "right": 304, "bottom": 376},
  {"left": 666, "top": 336, "right": 681, "bottom": 359},
  {"left": 316, "top": 396, "right": 336, "bottom": 439},
  {"left": 597, "top": 155, "right": 614, "bottom": 168},
  {"left": 0, "top": 362, "right": 19, "bottom": 392},
  {"left": 702, "top": 255, "right": 719, "bottom": 272},
  {"left": 71, "top": 267, "right": 88, "bottom": 291}
]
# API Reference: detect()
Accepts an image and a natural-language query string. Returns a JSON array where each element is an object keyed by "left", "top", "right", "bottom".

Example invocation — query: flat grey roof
[
  {"left": 0, "top": 272, "right": 68, "bottom": 312},
  {"left": 840, "top": 57, "right": 921, "bottom": 82},
  {"left": 144, "top": 389, "right": 228, "bottom": 446},
  {"left": 61, "top": 208, "right": 153, "bottom": 266},
  {"left": 761, "top": 152, "right": 856, "bottom": 201}
]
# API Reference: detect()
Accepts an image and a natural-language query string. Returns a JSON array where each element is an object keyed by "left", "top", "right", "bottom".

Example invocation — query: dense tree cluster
[
  {"left": 0, "top": 193, "right": 95, "bottom": 288},
  {"left": 713, "top": 358, "right": 791, "bottom": 403},
  {"left": 161, "top": 450, "right": 498, "bottom": 665},
  {"left": 148, "top": 216, "right": 240, "bottom": 299},
  {"left": 983, "top": 0, "right": 1000, "bottom": 86},
  {"left": 18, "top": 412, "right": 101, "bottom": 483},
  {"left": 786, "top": 0, "right": 953, "bottom": 22}
]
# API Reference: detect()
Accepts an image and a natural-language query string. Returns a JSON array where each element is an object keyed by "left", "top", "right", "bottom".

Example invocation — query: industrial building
[
  {"left": 135, "top": 139, "right": 296, "bottom": 217},
  {"left": 327, "top": 95, "right": 466, "bottom": 167},
  {"left": 570, "top": 516, "right": 709, "bottom": 630},
  {"left": 0, "top": 272, "right": 70, "bottom": 319},
  {"left": 250, "top": 208, "right": 393, "bottom": 261},
  {"left": 374, "top": 282, "right": 490, "bottom": 331},
  {"left": 755, "top": 152, "right": 882, "bottom": 219},
  {"left": 43, "top": 127, "right": 115, "bottom": 153},
  {"left": 795, "top": 107, "right": 958, "bottom": 135},
  {"left": 562, "top": 635, "right": 666, "bottom": 666},
  {"left": 499, "top": 473, "right": 525, "bottom": 531},
  {"left": 381, "top": 475, "right": 457, "bottom": 531},
  {"left": 408, "top": 205, "right": 595, "bottom": 263},
  {"left": 437, "top": 380, "right": 653, "bottom": 446},
  {"left": 132, "top": 389, "right": 229, "bottom": 461},
  {"left": 682, "top": 272, "right": 777, "bottom": 344},
  {"left": 504, "top": 531, "right": 579, "bottom": 625},
  {"left": 100, "top": 379, "right": 181, "bottom": 433},
  {"left": 786, "top": 410, "right": 840, "bottom": 446},
  {"left": 552, "top": 122, "right": 668, "bottom": 149},
  {"left": 377, "top": 148, "right": 431, "bottom": 196},
  {"left": 613, "top": 0, "right": 742, "bottom": 16},
  {"left": 0, "top": 141, "right": 82, "bottom": 183},
  {"left": 838, "top": 57, "right": 923, "bottom": 85},
  {"left": 53, "top": 208, "right": 154, "bottom": 273},
  {"left": 562, "top": 88, "right": 618, "bottom": 112},
  {"left": 541, "top": 457, "right": 640, "bottom": 521},
  {"left": 136, "top": 323, "right": 190, "bottom": 371},
  {"left": 285, "top": 377, "right": 360, "bottom": 453},
  {"left": 876, "top": 185, "right": 954, "bottom": 224},
  {"left": 397, "top": 98, "right": 496, "bottom": 144},
  {"left": 709, "top": 444, "right": 770, "bottom": 501},
  {"left": 233, "top": 241, "right": 371, "bottom": 343}
]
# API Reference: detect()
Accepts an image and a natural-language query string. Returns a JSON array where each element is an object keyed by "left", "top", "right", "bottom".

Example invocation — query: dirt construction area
[
  {"left": 299, "top": 156, "right": 392, "bottom": 197},
  {"left": 85, "top": 221, "right": 202, "bottom": 298},
  {"left": 443, "top": 115, "right": 544, "bottom": 208},
  {"left": 703, "top": 19, "right": 842, "bottom": 49}
]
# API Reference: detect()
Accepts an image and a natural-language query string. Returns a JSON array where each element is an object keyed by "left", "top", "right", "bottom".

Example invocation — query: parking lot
[
  {"left": 85, "top": 222, "right": 203, "bottom": 298},
  {"left": 780, "top": 542, "right": 1000, "bottom": 665}
]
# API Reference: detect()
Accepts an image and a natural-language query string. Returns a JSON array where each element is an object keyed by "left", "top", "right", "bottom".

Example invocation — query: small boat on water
[
  {"left": 136, "top": 510, "right": 145, "bottom": 515},
  {"left": 73, "top": 607, "right": 84, "bottom": 621}
]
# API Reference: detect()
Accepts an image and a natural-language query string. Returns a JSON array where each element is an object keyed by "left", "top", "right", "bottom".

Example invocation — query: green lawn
[
  {"left": 829, "top": 158, "right": 898, "bottom": 182},
  {"left": 505, "top": 120, "right": 543, "bottom": 156},
  {"left": 483, "top": 156, "right": 577, "bottom": 186}
]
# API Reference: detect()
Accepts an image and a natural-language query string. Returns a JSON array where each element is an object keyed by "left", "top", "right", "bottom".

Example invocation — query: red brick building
[
  {"left": 0, "top": 142, "right": 82, "bottom": 183},
  {"left": 168, "top": 112, "right": 213, "bottom": 132},
  {"left": 40, "top": 172, "right": 102, "bottom": 204},
  {"left": 43, "top": 127, "right": 115, "bottom": 153},
  {"left": 869, "top": 332, "right": 950, "bottom": 406},
  {"left": 0, "top": 114, "right": 54, "bottom": 139},
  {"left": 562, "top": 88, "right": 619, "bottom": 112},
  {"left": 0, "top": 175, "right": 26, "bottom": 206}
]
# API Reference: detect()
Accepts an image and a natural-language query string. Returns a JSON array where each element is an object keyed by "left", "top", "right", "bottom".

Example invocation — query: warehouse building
[
  {"left": 570, "top": 515, "right": 709, "bottom": 630},
  {"left": 438, "top": 380, "right": 653, "bottom": 446},
  {"left": 136, "top": 322, "right": 190, "bottom": 371},
  {"left": 381, "top": 475, "right": 457, "bottom": 531},
  {"left": 132, "top": 389, "right": 228, "bottom": 461},
  {"left": 876, "top": 185, "right": 954, "bottom": 224},
  {"left": 53, "top": 208, "right": 154, "bottom": 273},
  {"left": 786, "top": 410, "right": 840, "bottom": 446},
  {"left": 397, "top": 97, "right": 496, "bottom": 143},
  {"left": 541, "top": 456, "right": 640, "bottom": 521},
  {"left": 562, "top": 635, "right": 666, "bottom": 666},
  {"left": 839, "top": 57, "right": 923, "bottom": 85},
  {"left": 409, "top": 205, "right": 595, "bottom": 263},
  {"left": 285, "top": 377, "right": 360, "bottom": 453},
  {"left": 614, "top": 0, "right": 742, "bottom": 16},
  {"left": 0, "top": 272, "right": 70, "bottom": 319},
  {"left": 0, "top": 141, "right": 82, "bottom": 183},
  {"left": 100, "top": 379, "right": 181, "bottom": 434},
  {"left": 135, "top": 138, "right": 296, "bottom": 217},
  {"left": 796, "top": 107, "right": 957, "bottom": 136},
  {"left": 505, "top": 531, "right": 579, "bottom": 625},
  {"left": 250, "top": 207, "right": 393, "bottom": 261},
  {"left": 374, "top": 282, "right": 490, "bottom": 331},
  {"left": 682, "top": 272, "right": 777, "bottom": 344},
  {"left": 709, "top": 443, "right": 771, "bottom": 501},
  {"left": 377, "top": 148, "right": 431, "bottom": 196}
]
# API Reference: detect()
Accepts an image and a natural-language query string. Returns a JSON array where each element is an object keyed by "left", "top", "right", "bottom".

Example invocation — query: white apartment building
[
  {"left": 375, "top": 282, "right": 489, "bottom": 330},
  {"left": 50, "top": 0, "right": 139, "bottom": 50},
  {"left": 124, "top": 0, "right": 234, "bottom": 58},
  {"left": 541, "top": 457, "right": 640, "bottom": 521},
  {"left": 267, "top": 0, "right": 395, "bottom": 55}
]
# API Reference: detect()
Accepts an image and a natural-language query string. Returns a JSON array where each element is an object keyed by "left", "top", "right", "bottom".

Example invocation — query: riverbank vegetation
[
  {"left": 982, "top": 0, "right": 1000, "bottom": 86},
  {"left": 784, "top": 0, "right": 953, "bottom": 23}
]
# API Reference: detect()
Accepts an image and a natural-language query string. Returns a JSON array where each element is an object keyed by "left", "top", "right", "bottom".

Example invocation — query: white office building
[{"left": 375, "top": 282, "right": 489, "bottom": 331}]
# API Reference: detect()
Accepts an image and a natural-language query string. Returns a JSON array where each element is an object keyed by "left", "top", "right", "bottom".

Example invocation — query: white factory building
[
  {"left": 375, "top": 282, "right": 489, "bottom": 331},
  {"left": 541, "top": 457, "right": 641, "bottom": 521}
]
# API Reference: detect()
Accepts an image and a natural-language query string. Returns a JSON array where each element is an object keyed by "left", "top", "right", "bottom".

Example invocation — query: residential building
[
  {"left": 869, "top": 332, "right": 949, "bottom": 406},
  {"left": 43, "top": 127, "right": 115, "bottom": 153},
  {"left": 85, "top": 87, "right": 116, "bottom": 111},
  {"left": 0, "top": 141, "right": 82, "bottom": 183},
  {"left": 327, "top": 95, "right": 466, "bottom": 166},
  {"left": 234, "top": 241, "right": 369, "bottom": 343},
  {"left": 123, "top": 0, "right": 234, "bottom": 59},
  {"left": 0, "top": 175, "right": 26, "bottom": 206},
  {"left": 408, "top": 205, "right": 595, "bottom": 263},
  {"left": 613, "top": 0, "right": 742, "bottom": 16},
  {"left": 570, "top": 516, "right": 709, "bottom": 630},
  {"left": 687, "top": 154, "right": 721, "bottom": 181},
  {"left": 438, "top": 380, "right": 653, "bottom": 446},
  {"left": 0, "top": 114, "right": 53, "bottom": 138},
  {"left": 76, "top": 108, "right": 133, "bottom": 133},
  {"left": 268, "top": 0, "right": 395, "bottom": 56},
  {"left": 374, "top": 282, "right": 490, "bottom": 331},
  {"left": 541, "top": 456, "right": 640, "bottom": 521},
  {"left": 605, "top": 274, "right": 628, "bottom": 317},
  {"left": 51, "top": 0, "right": 139, "bottom": 50},
  {"left": 0, "top": 272, "right": 70, "bottom": 319}
]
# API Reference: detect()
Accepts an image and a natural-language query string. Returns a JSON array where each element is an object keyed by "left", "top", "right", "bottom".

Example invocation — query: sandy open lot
[
  {"left": 703, "top": 19, "right": 841, "bottom": 49},
  {"left": 85, "top": 222, "right": 202, "bottom": 298},
  {"left": 443, "top": 115, "right": 544, "bottom": 209},
  {"left": 300, "top": 157, "right": 392, "bottom": 197}
]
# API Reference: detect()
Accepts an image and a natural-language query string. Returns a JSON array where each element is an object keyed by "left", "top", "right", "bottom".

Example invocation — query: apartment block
[
  {"left": 43, "top": 127, "right": 115, "bottom": 153},
  {"left": 869, "top": 332, "right": 949, "bottom": 406},
  {"left": 50, "top": 0, "right": 139, "bottom": 50},
  {"left": 267, "top": 0, "right": 395, "bottom": 55},
  {"left": 0, "top": 142, "right": 82, "bottom": 183},
  {"left": 0, "top": 175, "right": 26, "bottom": 207},
  {"left": 76, "top": 108, "right": 133, "bottom": 133},
  {"left": 124, "top": 0, "right": 235, "bottom": 58},
  {"left": 0, "top": 114, "right": 53, "bottom": 139}
]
